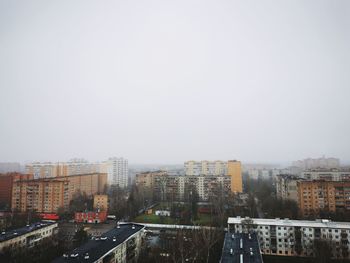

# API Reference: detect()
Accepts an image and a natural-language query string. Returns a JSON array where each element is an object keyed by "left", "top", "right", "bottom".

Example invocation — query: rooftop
[
  {"left": 52, "top": 223, "right": 144, "bottom": 263},
  {"left": 220, "top": 232, "right": 263, "bottom": 263},
  {"left": 0, "top": 221, "right": 57, "bottom": 242},
  {"left": 228, "top": 217, "right": 350, "bottom": 229}
]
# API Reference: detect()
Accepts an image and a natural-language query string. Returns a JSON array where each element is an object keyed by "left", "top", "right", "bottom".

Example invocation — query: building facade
[
  {"left": 297, "top": 180, "right": 350, "bottom": 217},
  {"left": 228, "top": 217, "right": 350, "bottom": 259},
  {"left": 25, "top": 160, "right": 106, "bottom": 179},
  {"left": 135, "top": 171, "right": 167, "bottom": 189},
  {"left": 75, "top": 211, "right": 107, "bottom": 223},
  {"left": 11, "top": 173, "right": 107, "bottom": 213},
  {"left": 301, "top": 168, "right": 350, "bottom": 181},
  {"left": 227, "top": 160, "right": 243, "bottom": 193},
  {"left": 275, "top": 174, "right": 300, "bottom": 202},
  {"left": 184, "top": 160, "right": 228, "bottom": 176},
  {"left": 0, "top": 221, "right": 58, "bottom": 252},
  {"left": 184, "top": 160, "right": 242, "bottom": 193},
  {"left": 53, "top": 223, "right": 144, "bottom": 263},
  {"left": 292, "top": 157, "right": 340, "bottom": 170},
  {"left": 153, "top": 175, "right": 231, "bottom": 202},
  {"left": 93, "top": 194, "right": 108, "bottom": 211},
  {"left": 106, "top": 157, "right": 128, "bottom": 188}
]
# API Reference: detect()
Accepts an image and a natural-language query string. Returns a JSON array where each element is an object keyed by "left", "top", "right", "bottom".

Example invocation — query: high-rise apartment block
[
  {"left": 25, "top": 159, "right": 106, "bottom": 179},
  {"left": 11, "top": 173, "right": 107, "bottom": 213},
  {"left": 106, "top": 157, "right": 128, "bottom": 188},
  {"left": 0, "top": 173, "right": 32, "bottom": 210},
  {"left": 184, "top": 160, "right": 227, "bottom": 176},
  {"left": 292, "top": 157, "right": 340, "bottom": 170},
  {"left": 227, "top": 160, "right": 243, "bottom": 193},
  {"left": 275, "top": 174, "right": 301, "bottom": 202},
  {"left": 184, "top": 160, "right": 242, "bottom": 193}
]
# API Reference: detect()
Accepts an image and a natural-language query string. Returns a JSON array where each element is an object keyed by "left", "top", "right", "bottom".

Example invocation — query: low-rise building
[
  {"left": 52, "top": 223, "right": 144, "bottom": 263},
  {"left": 0, "top": 221, "right": 58, "bottom": 252},
  {"left": 228, "top": 216, "right": 350, "bottom": 259},
  {"left": 74, "top": 211, "right": 107, "bottom": 224}
]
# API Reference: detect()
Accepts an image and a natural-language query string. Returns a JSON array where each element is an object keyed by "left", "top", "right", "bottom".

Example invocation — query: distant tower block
[{"left": 227, "top": 160, "right": 243, "bottom": 193}]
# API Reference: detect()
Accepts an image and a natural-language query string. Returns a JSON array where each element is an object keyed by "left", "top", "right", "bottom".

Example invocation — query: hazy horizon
[{"left": 1, "top": 0, "right": 349, "bottom": 164}]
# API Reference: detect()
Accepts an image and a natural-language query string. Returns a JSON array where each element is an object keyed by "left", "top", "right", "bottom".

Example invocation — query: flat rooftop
[
  {"left": 228, "top": 217, "right": 350, "bottom": 229},
  {"left": 0, "top": 221, "right": 57, "bottom": 242},
  {"left": 221, "top": 232, "right": 263, "bottom": 263},
  {"left": 52, "top": 223, "right": 144, "bottom": 263}
]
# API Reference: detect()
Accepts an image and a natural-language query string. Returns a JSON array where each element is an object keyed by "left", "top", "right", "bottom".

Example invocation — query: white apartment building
[
  {"left": 0, "top": 221, "right": 58, "bottom": 252},
  {"left": 65, "top": 159, "right": 106, "bottom": 175},
  {"left": 25, "top": 162, "right": 58, "bottom": 179},
  {"left": 52, "top": 223, "right": 144, "bottom": 263},
  {"left": 25, "top": 159, "right": 106, "bottom": 179},
  {"left": 184, "top": 160, "right": 227, "bottom": 176},
  {"left": 275, "top": 174, "right": 301, "bottom": 202},
  {"left": 106, "top": 157, "right": 128, "bottom": 188},
  {"left": 302, "top": 168, "right": 350, "bottom": 181},
  {"left": 248, "top": 169, "right": 260, "bottom": 180},
  {"left": 228, "top": 217, "right": 350, "bottom": 259},
  {"left": 293, "top": 157, "right": 340, "bottom": 170}
]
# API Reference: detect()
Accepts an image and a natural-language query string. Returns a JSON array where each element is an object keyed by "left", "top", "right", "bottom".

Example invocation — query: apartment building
[
  {"left": 135, "top": 171, "right": 167, "bottom": 189},
  {"left": 302, "top": 168, "right": 350, "bottom": 181},
  {"left": 297, "top": 180, "right": 350, "bottom": 217},
  {"left": 184, "top": 160, "right": 242, "bottom": 193},
  {"left": 0, "top": 221, "right": 58, "bottom": 252},
  {"left": 93, "top": 194, "right": 108, "bottom": 211},
  {"left": 11, "top": 173, "right": 107, "bottom": 213},
  {"left": 184, "top": 160, "right": 227, "bottom": 176},
  {"left": 275, "top": 174, "right": 301, "bottom": 202},
  {"left": 106, "top": 157, "right": 128, "bottom": 188},
  {"left": 1, "top": 173, "right": 33, "bottom": 209},
  {"left": 228, "top": 217, "right": 350, "bottom": 259},
  {"left": 293, "top": 157, "right": 340, "bottom": 170},
  {"left": 25, "top": 160, "right": 106, "bottom": 179},
  {"left": 25, "top": 163, "right": 59, "bottom": 179},
  {"left": 153, "top": 175, "right": 231, "bottom": 202},
  {"left": 227, "top": 160, "right": 243, "bottom": 193},
  {"left": 53, "top": 223, "right": 144, "bottom": 263}
]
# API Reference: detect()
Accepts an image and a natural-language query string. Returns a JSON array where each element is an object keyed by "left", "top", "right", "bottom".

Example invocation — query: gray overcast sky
[{"left": 0, "top": 0, "right": 349, "bottom": 164}]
